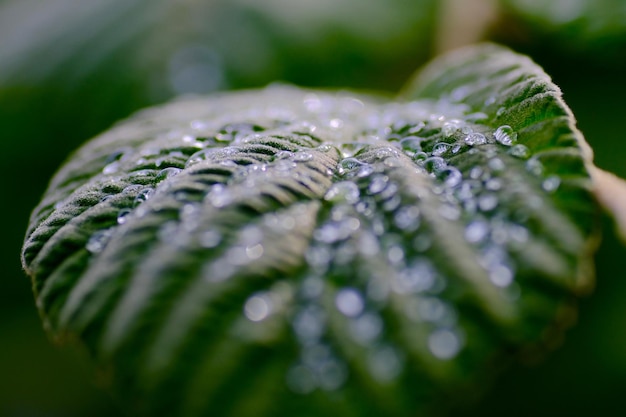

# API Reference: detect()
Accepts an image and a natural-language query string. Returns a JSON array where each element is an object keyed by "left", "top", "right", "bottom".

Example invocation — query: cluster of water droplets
[{"left": 79, "top": 88, "right": 568, "bottom": 397}]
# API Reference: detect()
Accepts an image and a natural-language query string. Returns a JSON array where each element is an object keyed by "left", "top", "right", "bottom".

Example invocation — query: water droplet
[
  {"left": 335, "top": 288, "right": 365, "bottom": 317},
  {"left": 438, "top": 167, "right": 463, "bottom": 188},
  {"left": 293, "top": 306, "right": 326, "bottom": 342},
  {"left": 316, "top": 143, "right": 334, "bottom": 153},
  {"left": 293, "top": 152, "right": 314, "bottom": 162},
  {"left": 207, "top": 184, "right": 233, "bottom": 208},
  {"left": 542, "top": 175, "right": 561, "bottom": 192},
  {"left": 442, "top": 122, "right": 459, "bottom": 137},
  {"left": 412, "top": 151, "right": 428, "bottom": 163},
  {"left": 286, "top": 365, "right": 317, "bottom": 394},
  {"left": 526, "top": 158, "right": 544, "bottom": 176},
  {"left": 325, "top": 181, "right": 360, "bottom": 204},
  {"left": 301, "top": 275, "right": 324, "bottom": 299},
  {"left": 485, "top": 178, "right": 503, "bottom": 191},
  {"left": 422, "top": 157, "right": 446, "bottom": 174},
  {"left": 478, "top": 193, "right": 498, "bottom": 211},
  {"left": 450, "top": 86, "right": 471, "bottom": 102},
  {"left": 465, "top": 112, "right": 489, "bottom": 122},
  {"left": 338, "top": 157, "right": 364, "bottom": 176},
  {"left": 368, "top": 346, "right": 403, "bottom": 382},
  {"left": 102, "top": 161, "right": 120, "bottom": 175},
  {"left": 488, "top": 157, "right": 505, "bottom": 172},
  {"left": 484, "top": 96, "right": 497, "bottom": 106},
  {"left": 432, "top": 142, "right": 452, "bottom": 156},
  {"left": 329, "top": 118, "right": 344, "bottom": 129},
  {"left": 305, "top": 246, "right": 332, "bottom": 271},
  {"left": 496, "top": 107, "right": 506, "bottom": 117},
  {"left": 413, "top": 233, "right": 432, "bottom": 252},
  {"left": 393, "top": 206, "right": 420, "bottom": 231},
  {"left": 494, "top": 125, "right": 518, "bottom": 146},
  {"left": 117, "top": 208, "right": 132, "bottom": 225},
  {"left": 428, "top": 329, "right": 462, "bottom": 360},
  {"left": 198, "top": 229, "right": 222, "bottom": 248},
  {"left": 349, "top": 313, "right": 383, "bottom": 344},
  {"left": 134, "top": 187, "right": 154, "bottom": 206},
  {"left": 368, "top": 175, "right": 390, "bottom": 195},
  {"left": 156, "top": 167, "right": 182, "bottom": 182},
  {"left": 400, "top": 136, "right": 424, "bottom": 154},
  {"left": 464, "top": 132, "right": 487, "bottom": 146},
  {"left": 86, "top": 229, "right": 113, "bottom": 253},
  {"left": 490, "top": 264, "right": 514, "bottom": 287},
  {"left": 186, "top": 148, "right": 221, "bottom": 167},
  {"left": 246, "top": 243, "right": 264, "bottom": 260},
  {"left": 395, "top": 259, "right": 436, "bottom": 293},
  {"left": 244, "top": 293, "right": 272, "bottom": 322},
  {"left": 387, "top": 245, "right": 405, "bottom": 264},
  {"left": 465, "top": 220, "right": 490, "bottom": 243},
  {"left": 509, "top": 144, "right": 530, "bottom": 159},
  {"left": 275, "top": 159, "right": 298, "bottom": 173}
]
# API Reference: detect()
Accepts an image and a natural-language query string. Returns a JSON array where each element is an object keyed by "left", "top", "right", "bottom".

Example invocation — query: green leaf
[
  {"left": 22, "top": 44, "right": 599, "bottom": 417},
  {"left": 499, "top": 0, "right": 626, "bottom": 60}
]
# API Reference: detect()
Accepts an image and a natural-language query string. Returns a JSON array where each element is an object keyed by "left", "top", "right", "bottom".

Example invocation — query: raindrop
[
  {"left": 485, "top": 178, "right": 503, "bottom": 191},
  {"left": 274, "top": 159, "right": 297, "bottom": 173},
  {"left": 293, "top": 306, "right": 326, "bottom": 342},
  {"left": 156, "top": 167, "right": 182, "bottom": 182},
  {"left": 368, "top": 346, "right": 403, "bottom": 382},
  {"left": 198, "top": 229, "right": 222, "bottom": 248},
  {"left": 464, "top": 132, "right": 487, "bottom": 146},
  {"left": 244, "top": 294, "right": 272, "bottom": 322},
  {"left": 490, "top": 264, "right": 514, "bottom": 287},
  {"left": 368, "top": 175, "right": 390, "bottom": 195},
  {"left": 86, "top": 229, "right": 113, "bottom": 253},
  {"left": 400, "top": 136, "right": 424, "bottom": 153},
  {"left": 335, "top": 288, "right": 365, "bottom": 317},
  {"left": 338, "top": 157, "right": 364, "bottom": 176},
  {"left": 494, "top": 125, "right": 518, "bottom": 146},
  {"left": 207, "top": 184, "right": 233, "bottom": 208},
  {"left": 393, "top": 206, "right": 420, "bottom": 231},
  {"left": 526, "top": 158, "right": 544, "bottom": 176},
  {"left": 432, "top": 142, "right": 452, "bottom": 156},
  {"left": 186, "top": 148, "right": 221, "bottom": 167},
  {"left": 478, "top": 193, "right": 498, "bottom": 211},
  {"left": 422, "top": 157, "right": 446, "bottom": 173},
  {"left": 428, "top": 329, "right": 462, "bottom": 360},
  {"left": 465, "top": 220, "right": 490, "bottom": 243},
  {"left": 488, "top": 157, "right": 505, "bottom": 172},
  {"left": 387, "top": 245, "right": 405, "bottom": 264},
  {"left": 246, "top": 243, "right": 264, "bottom": 260},
  {"left": 542, "top": 175, "right": 561, "bottom": 192},
  {"left": 509, "top": 144, "right": 530, "bottom": 159},
  {"left": 134, "top": 187, "right": 154, "bottom": 206},
  {"left": 293, "top": 152, "right": 314, "bottom": 162},
  {"left": 329, "top": 118, "right": 344, "bottom": 129},
  {"left": 102, "top": 161, "right": 120, "bottom": 175},
  {"left": 117, "top": 208, "right": 132, "bottom": 225},
  {"left": 325, "top": 182, "right": 360, "bottom": 204},
  {"left": 438, "top": 167, "right": 463, "bottom": 188},
  {"left": 349, "top": 313, "right": 383, "bottom": 344}
]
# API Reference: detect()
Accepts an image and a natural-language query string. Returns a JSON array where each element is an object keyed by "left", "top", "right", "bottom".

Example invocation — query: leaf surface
[{"left": 22, "top": 44, "right": 598, "bottom": 417}]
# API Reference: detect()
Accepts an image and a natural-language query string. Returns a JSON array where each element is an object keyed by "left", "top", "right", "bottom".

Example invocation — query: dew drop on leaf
[{"left": 494, "top": 125, "right": 518, "bottom": 146}]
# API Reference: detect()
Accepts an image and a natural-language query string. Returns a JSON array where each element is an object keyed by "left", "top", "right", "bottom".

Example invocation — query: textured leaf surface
[{"left": 22, "top": 44, "right": 598, "bottom": 417}]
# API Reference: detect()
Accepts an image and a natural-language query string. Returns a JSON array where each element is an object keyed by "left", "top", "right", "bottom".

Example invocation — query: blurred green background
[{"left": 1, "top": 0, "right": 625, "bottom": 415}]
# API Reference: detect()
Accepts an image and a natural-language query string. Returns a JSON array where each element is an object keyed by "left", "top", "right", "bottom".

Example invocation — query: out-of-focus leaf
[
  {"left": 499, "top": 0, "right": 626, "bottom": 62},
  {"left": 22, "top": 44, "right": 599, "bottom": 417}
]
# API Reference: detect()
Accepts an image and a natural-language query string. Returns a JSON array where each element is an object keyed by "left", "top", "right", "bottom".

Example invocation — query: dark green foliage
[{"left": 22, "top": 45, "right": 598, "bottom": 417}]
